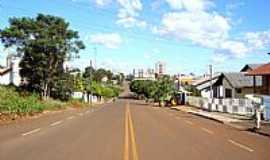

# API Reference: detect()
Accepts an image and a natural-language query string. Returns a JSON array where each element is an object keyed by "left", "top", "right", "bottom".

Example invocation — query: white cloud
[
  {"left": 165, "top": 0, "right": 214, "bottom": 11},
  {"left": 155, "top": 11, "right": 230, "bottom": 49},
  {"left": 245, "top": 31, "right": 270, "bottom": 50},
  {"left": 115, "top": 0, "right": 147, "bottom": 28},
  {"left": 218, "top": 40, "right": 249, "bottom": 58},
  {"left": 117, "top": 0, "right": 142, "bottom": 16},
  {"left": 153, "top": 0, "right": 255, "bottom": 58},
  {"left": 90, "top": 33, "right": 123, "bottom": 49},
  {"left": 95, "top": 0, "right": 112, "bottom": 7},
  {"left": 116, "top": 16, "right": 147, "bottom": 28}
]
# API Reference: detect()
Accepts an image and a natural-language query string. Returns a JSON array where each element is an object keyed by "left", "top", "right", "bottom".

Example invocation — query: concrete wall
[{"left": 187, "top": 96, "right": 254, "bottom": 116}]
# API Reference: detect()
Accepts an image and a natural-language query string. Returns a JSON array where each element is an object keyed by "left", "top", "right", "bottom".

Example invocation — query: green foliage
[
  {"left": 0, "top": 86, "right": 68, "bottom": 115},
  {"left": 85, "top": 81, "right": 121, "bottom": 98},
  {"left": 0, "top": 14, "right": 85, "bottom": 99},
  {"left": 0, "top": 86, "right": 42, "bottom": 114},
  {"left": 73, "top": 73, "right": 84, "bottom": 92},
  {"left": 156, "top": 76, "right": 175, "bottom": 101},
  {"left": 130, "top": 76, "right": 175, "bottom": 102},
  {"left": 83, "top": 67, "right": 113, "bottom": 82},
  {"left": 113, "top": 73, "right": 125, "bottom": 85},
  {"left": 184, "top": 85, "right": 201, "bottom": 96}
]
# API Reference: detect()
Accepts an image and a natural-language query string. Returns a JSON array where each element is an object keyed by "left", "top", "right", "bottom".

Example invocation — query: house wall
[
  {"left": 221, "top": 77, "right": 235, "bottom": 98},
  {"left": 11, "top": 58, "right": 21, "bottom": 86},
  {"left": 234, "top": 87, "right": 258, "bottom": 98},
  {"left": 0, "top": 72, "right": 11, "bottom": 85},
  {"left": 262, "top": 76, "right": 270, "bottom": 95},
  {"left": 201, "top": 88, "right": 211, "bottom": 98},
  {"left": 0, "top": 57, "right": 21, "bottom": 86}
]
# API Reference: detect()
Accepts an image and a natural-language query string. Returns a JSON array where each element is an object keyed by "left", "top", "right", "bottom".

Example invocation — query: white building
[
  {"left": 0, "top": 54, "right": 21, "bottom": 86},
  {"left": 155, "top": 61, "right": 166, "bottom": 75},
  {"left": 133, "top": 68, "right": 155, "bottom": 80}
]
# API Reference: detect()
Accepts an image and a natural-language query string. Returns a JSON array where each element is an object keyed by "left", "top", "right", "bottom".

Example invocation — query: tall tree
[{"left": 0, "top": 14, "right": 85, "bottom": 99}]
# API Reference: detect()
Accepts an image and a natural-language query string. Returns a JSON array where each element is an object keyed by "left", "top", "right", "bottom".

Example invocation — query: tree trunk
[{"left": 42, "top": 82, "right": 48, "bottom": 100}]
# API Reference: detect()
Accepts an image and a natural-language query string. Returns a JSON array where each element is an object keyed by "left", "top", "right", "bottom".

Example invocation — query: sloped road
[{"left": 1, "top": 99, "right": 270, "bottom": 160}]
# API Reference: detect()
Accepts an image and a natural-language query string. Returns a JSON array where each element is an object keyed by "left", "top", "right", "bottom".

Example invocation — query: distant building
[
  {"left": 176, "top": 73, "right": 195, "bottom": 86},
  {"left": 133, "top": 68, "right": 155, "bottom": 80},
  {"left": 155, "top": 61, "right": 166, "bottom": 75}
]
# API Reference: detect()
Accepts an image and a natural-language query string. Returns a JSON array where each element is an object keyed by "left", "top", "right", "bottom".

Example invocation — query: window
[
  {"left": 225, "top": 88, "right": 232, "bottom": 98},
  {"left": 236, "top": 88, "right": 242, "bottom": 94}
]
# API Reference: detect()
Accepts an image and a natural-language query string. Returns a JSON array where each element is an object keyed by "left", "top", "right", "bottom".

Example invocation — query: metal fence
[{"left": 187, "top": 96, "right": 255, "bottom": 116}]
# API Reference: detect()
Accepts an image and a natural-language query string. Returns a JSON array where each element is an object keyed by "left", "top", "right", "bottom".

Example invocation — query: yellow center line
[
  {"left": 128, "top": 104, "right": 139, "bottom": 160},
  {"left": 123, "top": 102, "right": 139, "bottom": 160},
  {"left": 123, "top": 104, "right": 130, "bottom": 160}
]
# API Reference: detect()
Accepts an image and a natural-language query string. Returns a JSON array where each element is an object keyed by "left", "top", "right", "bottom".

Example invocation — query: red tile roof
[{"left": 246, "top": 63, "right": 270, "bottom": 76}]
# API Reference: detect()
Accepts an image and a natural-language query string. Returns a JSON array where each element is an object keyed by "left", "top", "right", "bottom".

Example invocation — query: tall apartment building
[{"left": 155, "top": 61, "right": 166, "bottom": 75}]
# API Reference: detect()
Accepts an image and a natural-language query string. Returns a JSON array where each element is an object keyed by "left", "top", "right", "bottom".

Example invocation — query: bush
[
  {"left": 0, "top": 86, "right": 46, "bottom": 114},
  {"left": 130, "top": 76, "right": 175, "bottom": 104},
  {"left": 0, "top": 86, "right": 67, "bottom": 115}
]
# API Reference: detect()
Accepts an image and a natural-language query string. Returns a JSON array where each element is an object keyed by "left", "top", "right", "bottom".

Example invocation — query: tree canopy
[
  {"left": 0, "top": 14, "right": 85, "bottom": 99},
  {"left": 130, "top": 76, "right": 175, "bottom": 102}
]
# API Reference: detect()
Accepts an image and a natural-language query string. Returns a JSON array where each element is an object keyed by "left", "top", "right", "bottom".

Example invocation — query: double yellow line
[{"left": 123, "top": 103, "right": 139, "bottom": 160}]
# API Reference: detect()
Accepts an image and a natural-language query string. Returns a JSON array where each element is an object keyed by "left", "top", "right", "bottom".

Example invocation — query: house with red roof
[{"left": 246, "top": 63, "right": 270, "bottom": 95}]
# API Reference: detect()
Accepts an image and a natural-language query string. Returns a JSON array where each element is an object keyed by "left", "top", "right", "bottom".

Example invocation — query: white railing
[{"left": 187, "top": 96, "right": 254, "bottom": 116}]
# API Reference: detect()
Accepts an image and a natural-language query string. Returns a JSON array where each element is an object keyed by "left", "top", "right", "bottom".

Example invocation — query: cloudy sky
[{"left": 0, "top": 0, "right": 270, "bottom": 74}]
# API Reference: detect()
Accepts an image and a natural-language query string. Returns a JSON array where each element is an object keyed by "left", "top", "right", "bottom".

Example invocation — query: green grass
[{"left": 0, "top": 86, "right": 68, "bottom": 115}]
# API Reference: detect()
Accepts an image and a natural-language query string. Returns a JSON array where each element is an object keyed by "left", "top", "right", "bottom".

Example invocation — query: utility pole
[
  {"left": 209, "top": 64, "right": 213, "bottom": 99},
  {"left": 177, "top": 73, "right": 181, "bottom": 91},
  {"left": 89, "top": 60, "right": 93, "bottom": 106},
  {"left": 94, "top": 46, "right": 97, "bottom": 69}
]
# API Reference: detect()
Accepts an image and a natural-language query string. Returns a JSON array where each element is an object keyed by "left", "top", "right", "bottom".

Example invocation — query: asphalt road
[{"left": 1, "top": 99, "right": 270, "bottom": 160}]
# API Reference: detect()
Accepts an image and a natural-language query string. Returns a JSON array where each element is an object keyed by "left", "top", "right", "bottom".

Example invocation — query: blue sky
[{"left": 0, "top": 0, "right": 270, "bottom": 75}]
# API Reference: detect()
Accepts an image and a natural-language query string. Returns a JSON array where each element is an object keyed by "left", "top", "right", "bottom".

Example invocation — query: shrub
[
  {"left": 0, "top": 86, "right": 68, "bottom": 115},
  {"left": 0, "top": 86, "right": 46, "bottom": 114}
]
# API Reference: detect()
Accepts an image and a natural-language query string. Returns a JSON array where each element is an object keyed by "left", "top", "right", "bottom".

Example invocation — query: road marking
[
  {"left": 85, "top": 110, "right": 90, "bottom": 114},
  {"left": 184, "top": 120, "right": 194, "bottom": 125},
  {"left": 123, "top": 103, "right": 139, "bottom": 160},
  {"left": 50, "top": 120, "right": 63, "bottom": 126},
  {"left": 67, "top": 116, "right": 75, "bottom": 120},
  {"left": 175, "top": 117, "right": 181, "bottom": 120},
  {"left": 228, "top": 139, "right": 254, "bottom": 152},
  {"left": 123, "top": 104, "right": 130, "bottom": 160},
  {"left": 22, "top": 128, "right": 41, "bottom": 136},
  {"left": 201, "top": 127, "right": 214, "bottom": 135},
  {"left": 128, "top": 105, "right": 139, "bottom": 160}
]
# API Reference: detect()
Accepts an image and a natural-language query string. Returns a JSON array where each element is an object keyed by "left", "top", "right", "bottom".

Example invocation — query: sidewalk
[{"left": 171, "top": 105, "right": 270, "bottom": 137}]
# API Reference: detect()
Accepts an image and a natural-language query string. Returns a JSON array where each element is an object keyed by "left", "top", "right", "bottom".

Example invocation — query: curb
[
  {"left": 187, "top": 112, "right": 225, "bottom": 124},
  {"left": 171, "top": 107, "right": 270, "bottom": 138},
  {"left": 170, "top": 107, "right": 225, "bottom": 124},
  {"left": 253, "top": 130, "right": 270, "bottom": 138}
]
